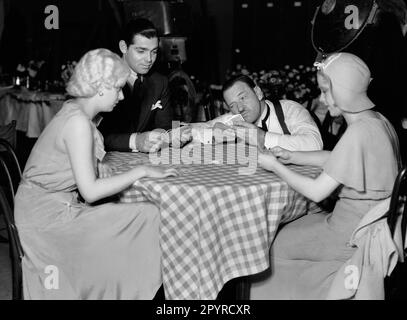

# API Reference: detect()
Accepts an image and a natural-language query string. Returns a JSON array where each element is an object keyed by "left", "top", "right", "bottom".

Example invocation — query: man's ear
[
  {"left": 254, "top": 86, "right": 264, "bottom": 101},
  {"left": 119, "top": 40, "right": 128, "bottom": 55}
]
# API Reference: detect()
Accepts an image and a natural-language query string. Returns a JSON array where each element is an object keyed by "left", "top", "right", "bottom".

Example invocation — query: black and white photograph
[{"left": 0, "top": 0, "right": 407, "bottom": 306}]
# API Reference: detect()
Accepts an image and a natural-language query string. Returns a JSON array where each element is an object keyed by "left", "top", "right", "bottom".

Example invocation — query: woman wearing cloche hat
[{"left": 251, "top": 52, "right": 401, "bottom": 299}]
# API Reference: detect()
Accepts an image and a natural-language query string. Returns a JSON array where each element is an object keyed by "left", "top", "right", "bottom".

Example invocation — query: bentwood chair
[
  {"left": 385, "top": 166, "right": 407, "bottom": 299},
  {"left": 0, "top": 138, "right": 22, "bottom": 243},
  {"left": 0, "top": 120, "right": 17, "bottom": 149},
  {"left": 0, "top": 157, "right": 24, "bottom": 300},
  {"left": 0, "top": 138, "right": 22, "bottom": 194}
]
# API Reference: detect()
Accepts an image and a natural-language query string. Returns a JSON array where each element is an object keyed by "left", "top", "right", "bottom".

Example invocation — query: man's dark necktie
[
  {"left": 132, "top": 77, "right": 142, "bottom": 98},
  {"left": 261, "top": 104, "right": 270, "bottom": 132},
  {"left": 131, "top": 77, "right": 143, "bottom": 129}
]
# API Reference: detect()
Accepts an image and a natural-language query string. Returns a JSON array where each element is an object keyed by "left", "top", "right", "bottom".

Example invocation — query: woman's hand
[
  {"left": 271, "top": 146, "right": 293, "bottom": 164},
  {"left": 258, "top": 149, "right": 279, "bottom": 172},
  {"left": 98, "top": 162, "right": 113, "bottom": 178},
  {"left": 142, "top": 165, "right": 179, "bottom": 179}
]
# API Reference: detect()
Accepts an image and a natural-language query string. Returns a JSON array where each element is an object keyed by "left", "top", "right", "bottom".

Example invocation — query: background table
[
  {"left": 105, "top": 143, "right": 322, "bottom": 299},
  {"left": 0, "top": 87, "right": 65, "bottom": 138}
]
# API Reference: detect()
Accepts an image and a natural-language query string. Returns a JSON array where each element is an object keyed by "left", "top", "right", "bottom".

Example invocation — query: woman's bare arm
[{"left": 62, "top": 115, "right": 175, "bottom": 203}]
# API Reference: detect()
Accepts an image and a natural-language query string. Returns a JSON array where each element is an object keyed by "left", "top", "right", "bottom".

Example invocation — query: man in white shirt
[{"left": 193, "top": 74, "right": 323, "bottom": 151}]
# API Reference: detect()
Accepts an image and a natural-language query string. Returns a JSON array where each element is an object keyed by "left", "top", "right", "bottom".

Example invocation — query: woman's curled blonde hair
[{"left": 66, "top": 48, "right": 130, "bottom": 98}]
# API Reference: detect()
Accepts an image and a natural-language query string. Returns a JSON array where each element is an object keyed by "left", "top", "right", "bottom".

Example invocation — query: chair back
[
  {"left": 0, "top": 120, "right": 17, "bottom": 150},
  {"left": 0, "top": 154, "right": 15, "bottom": 206},
  {"left": 384, "top": 166, "right": 407, "bottom": 300},
  {"left": 387, "top": 166, "right": 407, "bottom": 246},
  {"left": 0, "top": 162, "right": 24, "bottom": 300},
  {"left": 0, "top": 138, "right": 22, "bottom": 196}
]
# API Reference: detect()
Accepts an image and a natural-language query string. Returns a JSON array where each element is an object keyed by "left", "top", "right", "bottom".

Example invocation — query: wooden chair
[
  {"left": 0, "top": 139, "right": 22, "bottom": 243},
  {"left": 0, "top": 120, "right": 17, "bottom": 150},
  {"left": 0, "top": 157, "right": 24, "bottom": 300},
  {"left": 0, "top": 138, "right": 22, "bottom": 194},
  {"left": 385, "top": 166, "right": 407, "bottom": 299}
]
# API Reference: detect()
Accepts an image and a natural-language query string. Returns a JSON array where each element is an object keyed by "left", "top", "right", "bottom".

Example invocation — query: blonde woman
[
  {"left": 14, "top": 49, "right": 177, "bottom": 299},
  {"left": 251, "top": 52, "right": 400, "bottom": 299}
]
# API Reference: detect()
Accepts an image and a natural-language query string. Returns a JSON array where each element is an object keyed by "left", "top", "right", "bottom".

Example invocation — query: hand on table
[
  {"left": 258, "top": 148, "right": 279, "bottom": 172},
  {"left": 142, "top": 165, "right": 179, "bottom": 178},
  {"left": 168, "top": 125, "right": 193, "bottom": 148},
  {"left": 232, "top": 121, "right": 265, "bottom": 148},
  {"left": 136, "top": 130, "right": 164, "bottom": 153},
  {"left": 98, "top": 162, "right": 113, "bottom": 178},
  {"left": 270, "top": 146, "right": 293, "bottom": 164},
  {"left": 212, "top": 122, "right": 236, "bottom": 143}
]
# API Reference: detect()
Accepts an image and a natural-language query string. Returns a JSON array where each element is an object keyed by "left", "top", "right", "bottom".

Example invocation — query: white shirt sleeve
[
  {"left": 264, "top": 100, "right": 323, "bottom": 151},
  {"left": 190, "top": 113, "right": 234, "bottom": 143},
  {"left": 129, "top": 133, "right": 139, "bottom": 152},
  {"left": 205, "top": 113, "right": 234, "bottom": 127}
]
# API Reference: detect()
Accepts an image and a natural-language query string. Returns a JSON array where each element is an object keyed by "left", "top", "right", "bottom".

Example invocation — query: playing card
[
  {"left": 224, "top": 114, "right": 244, "bottom": 126},
  {"left": 195, "top": 128, "right": 213, "bottom": 144},
  {"left": 230, "top": 113, "right": 245, "bottom": 124}
]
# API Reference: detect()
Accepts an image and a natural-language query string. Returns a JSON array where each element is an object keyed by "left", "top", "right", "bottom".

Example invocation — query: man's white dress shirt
[{"left": 192, "top": 99, "right": 323, "bottom": 151}]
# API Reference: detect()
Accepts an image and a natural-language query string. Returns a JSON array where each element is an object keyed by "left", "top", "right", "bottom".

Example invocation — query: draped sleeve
[{"left": 323, "top": 117, "right": 399, "bottom": 193}]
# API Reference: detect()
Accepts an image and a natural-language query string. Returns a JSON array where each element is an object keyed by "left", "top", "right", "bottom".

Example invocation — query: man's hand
[
  {"left": 136, "top": 130, "right": 164, "bottom": 153},
  {"left": 258, "top": 149, "right": 279, "bottom": 172},
  {"left": 232, "top": 120, "right": 266, "bottom": 148},
  {"left": 169, "top": 125, "right": 193, "bottom": 148},
  {"left": 212, "top": 122, "right": 236, "bottom": 144}
]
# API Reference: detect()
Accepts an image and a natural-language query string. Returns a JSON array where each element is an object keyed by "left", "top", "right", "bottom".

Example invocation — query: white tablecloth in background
[{"left": 0, "top": 87, "right": 65, "bottom": 138}]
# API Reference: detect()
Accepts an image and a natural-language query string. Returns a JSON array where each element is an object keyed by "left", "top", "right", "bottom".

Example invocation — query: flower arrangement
[
  {"left": 14, "top": 60, "right": 46, "bottom": 88},
  {"left": 16, "top": 60, "right": 45, "bottom": 78},
  {"left": 61, "top": 61, "right": 77, "bottom": 84},
  {"left": 226, "top": 63, "right": 319, "bottom": 104}
]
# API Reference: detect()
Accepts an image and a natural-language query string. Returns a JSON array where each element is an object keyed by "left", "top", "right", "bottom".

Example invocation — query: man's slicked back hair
[
  {"left": 222, "top": 74, "right": 257, "bottom": 95},
  {"left": 121, "top": 18, "right": 158, "bottom": 47}
]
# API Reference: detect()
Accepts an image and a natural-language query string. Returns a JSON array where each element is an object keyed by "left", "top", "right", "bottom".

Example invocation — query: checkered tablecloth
[{"left": 104, "top": 143, "right": 322, "bottom": 300}]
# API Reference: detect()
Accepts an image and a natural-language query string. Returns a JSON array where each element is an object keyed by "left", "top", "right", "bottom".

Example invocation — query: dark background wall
[
  {"left": 188, "top": 0, "right": 320, "bottom": 84},
  {"left": 232, "top": 0, "right": 318, "bottom": 71},
  {"left": 0, "top": 0, "right": 322, "bottom": 84}
]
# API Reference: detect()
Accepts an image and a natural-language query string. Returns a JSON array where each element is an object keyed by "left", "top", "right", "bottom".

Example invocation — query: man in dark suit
[{"left": 98, "top": 18, "right": 173, "bottom": 152}]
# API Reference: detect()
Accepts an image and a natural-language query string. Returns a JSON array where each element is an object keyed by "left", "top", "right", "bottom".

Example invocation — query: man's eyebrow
[{"left": 133, "top": 45, "right": 158, "bottom": 51}]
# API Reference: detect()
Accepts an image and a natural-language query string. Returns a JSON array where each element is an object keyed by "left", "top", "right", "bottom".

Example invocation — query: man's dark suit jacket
[{"left": 98, "top": 72, "right": 173, "bottom": 151}]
